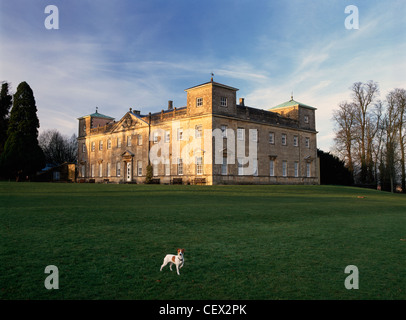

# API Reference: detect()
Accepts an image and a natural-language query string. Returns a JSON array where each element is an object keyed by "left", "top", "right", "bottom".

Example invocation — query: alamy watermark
[
  {"left": 44, "top": 5, "right": 59, "bottom": 30},
  {"left": 148, "top": 122, "right": 259, "bottom": 175},
  {"left": 345, "top": 5, "right": 359, "bottom": 30},
  {"left": 44, "top": 265, "right": 59, "bottom": 290},
  {"left": 344, "top": 265, "right": 359, "bottom": 290}
]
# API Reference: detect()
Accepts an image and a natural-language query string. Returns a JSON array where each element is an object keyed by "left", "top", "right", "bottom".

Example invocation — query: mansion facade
[{"left": 77, "top": 79, "right": 319, "bottom": 185}]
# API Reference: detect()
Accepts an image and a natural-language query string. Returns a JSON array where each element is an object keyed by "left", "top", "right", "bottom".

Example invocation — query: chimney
[
  {"left": 168, "top": 100, "right": 173, "bottom": 110},
  {"left": 239, "top": 98, "right": 245, "bottom": 106}
]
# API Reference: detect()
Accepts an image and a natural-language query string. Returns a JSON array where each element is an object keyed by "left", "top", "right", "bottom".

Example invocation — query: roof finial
[
  {"left": 291, "top": 91, "right": 294, "bottom": 101},
  {"left": 211, "top": 72, "right": 214, "bottom": 82},
  {"left": 96, "top": 106, "right": 99, "bottom": 113}
]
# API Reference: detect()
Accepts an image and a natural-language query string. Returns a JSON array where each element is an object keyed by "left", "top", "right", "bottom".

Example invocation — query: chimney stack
[
  {"left": 168, "top": 100, "right": 173, "bottom": 110},
  {"left": 239, "top": 98, "right": 245, "bottom": 106}
]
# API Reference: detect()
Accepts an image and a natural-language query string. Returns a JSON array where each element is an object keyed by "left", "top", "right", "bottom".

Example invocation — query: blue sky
[{"left": 1, "top": 0, "right": 405, "bottom": 151}]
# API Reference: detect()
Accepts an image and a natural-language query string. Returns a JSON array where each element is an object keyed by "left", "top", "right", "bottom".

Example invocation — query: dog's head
[{"left": 177, "top": 248, "right": 185, "bottom": 256}]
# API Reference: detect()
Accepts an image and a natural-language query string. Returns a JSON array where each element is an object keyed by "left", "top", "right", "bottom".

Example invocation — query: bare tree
[
  {"left": 387, "top": 88, "right": 406, "bottom": 192},
  {"left": 351, "top": 81, "right": 380, "bottom": 184},
  {"left": 332, "top": 101, "right": 356, "bottom": 175},
  {"left": 39, "top": 129, "right": 77, "bottom": 166}
]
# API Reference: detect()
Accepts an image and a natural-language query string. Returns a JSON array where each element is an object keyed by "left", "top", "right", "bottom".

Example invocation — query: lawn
[{"left": 0, "top": 182, "right": 405, "bottom": 300}]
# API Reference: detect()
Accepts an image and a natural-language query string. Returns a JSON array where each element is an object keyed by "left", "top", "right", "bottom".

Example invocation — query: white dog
[{"left": 160, "top": 248, "right": 185, "bottom": 275}]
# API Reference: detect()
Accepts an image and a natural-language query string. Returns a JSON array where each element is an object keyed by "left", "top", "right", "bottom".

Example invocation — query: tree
[
  {"left": 332, "top": 101, "right": 356, "bottom": 175},
  {"left": 392, "top": 89, "right": 406, "bottom": 192},
  {"left": 39, "top": 129, "right": 77, "bottom": 165},
  {"left": 0, "top": 82, "right": 45, "bottom": 180},
  {"left": 318, "top": 149, "right": 353, "bottom": 185},
  {"left": 0, "top": 82, "right": 13, "bottom": 156},
  {"left": 378, "top": 93, "right": 399, "bottom": 192},
  {"left": 145, "top": 164, "right": 153, "bottom": 184},
  {"left": 332, "top": 81, "right": 380, "bottom": 186},
  {"left": 351, "top": 81, "right": 380, "bottom": 185}
]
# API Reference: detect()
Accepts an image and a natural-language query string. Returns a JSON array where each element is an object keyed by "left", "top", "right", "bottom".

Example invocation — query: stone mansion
[{"left": 77, "top": 79, "right": 319, "bottom": 185}]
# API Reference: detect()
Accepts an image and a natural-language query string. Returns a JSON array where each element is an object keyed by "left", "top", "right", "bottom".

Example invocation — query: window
[
  {"left": 177, "top": 158, "right": 183, "bottom": 175},
  {"left": 237, "top": 128, "right": 244, "bottom": 141},
  {"left": 195, "top": 125, "right": 202, "bottom": 139},
  {"left": 153, "top": 159, "right": 158, "bottom": 176},
  {"left": 270, "top": 160, "right": 275, "bottom": 177},
  {"left": 99, "top": 163, "right": 103, "bottom": 177},
  {"left": 221, "top": 157, "right": 228, "bottom": 175},
  {"left": 252, "top": 159, "right": 258, "bottom": 176},
  {"left": 107, "top": 139, "right": 111, "bottom": 150},
  {"left": 153, "top": 131, "right": 159, "bottom": 144},
  {"left": 91, "top": 164, "right": 95, "bottom": 177},
  {"left": 137, "top": 161, "right": 142, "bottom": 176},
  {"left": 238, "top": 158, "right": 244, "bottom": 176},
  {"left": 165, "top": 159, "right": 170, "bottom": 176},
  {"left": 196, "top": 157, "right": 203, "bottom": 175},
  {"left": 307, "top": 163, "right": 311, "bottom": 177},
  {"left": 294, "top": 162, "right": 299, "bottom": 177},
  {"left": 293, "top": 136, "right": 298, "bottom": 147},
  {"left": 138, "top": 134, "right": 142, "bottom": 146},
  {"left": 282, "top": 161, "right": 287, "bottom": 177},
  {"left": 177, "top": 128, "right": 183, "bottom": 141},
  {"left": 107, "top": 163, "right": 111, "bottom": 177},
  {"left": 53, "top": 172, "right": 60, "bottom": 181},
  {"left": 165, "top": 131, "right": 170, "bottom": 143},
  {"left": 304, "top": 115, "right": 309, "bottom": 124},
  {"left": 99, "top": 141, "right": 103, "bottom": 151},
  {"left": 221, "top": 125, "right": 227, "bottom": 138},
  {"left": 269, "top": 132, "right": 275, "bottom": 144},
  {"left": 282, "top": 134, "right": 287, "bottom": 146},
  {"left": 82, "top": 143, "right": 86, "bottom": 153},
  {"left": 117, "top": 162, "right": 121, "bottom": 177},
  {"left": 196, "top": 97, "right": 203, "bottom": 107},
  {"left": 81, "top": 165, "right": 85, "bottom": 178},
  {"left": 251, "top": 129, "right": 258, "bottom": 142},
  {"left": 127, "top": 136, "right": 132, "bottom": 146},
  {"left": 117, "top": 137, "right": 121, "bottom": 148},
  {"left": 305, "top": 137, "right": 310, "bottom": 148},
  {"left": 221, "top": 97, "right": 227, "bottom": 107},
  {"left": 91, "top": 142, "right": 95, "bottom": 152}
]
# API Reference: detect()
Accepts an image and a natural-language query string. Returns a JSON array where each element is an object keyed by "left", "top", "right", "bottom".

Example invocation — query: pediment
[
  {"left": 112, "top": 112, "right": 148, "bottom": 133},
  {"left": 121, "top": 150, "right": 135, "bottom": 160},
  {"left": 219, "top": 148, "right": 234, "bottom": 156}
]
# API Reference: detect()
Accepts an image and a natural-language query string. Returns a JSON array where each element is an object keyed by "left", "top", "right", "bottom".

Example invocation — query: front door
[{"left": 126, "top": 162, "right": 132, "bottom": 182}]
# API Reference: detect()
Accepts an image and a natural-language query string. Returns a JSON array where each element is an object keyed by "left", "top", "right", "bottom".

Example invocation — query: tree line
[
  {"left": 332, "top": 81, "right": 406, "bottom": 192},
  {"left": 0, "top": 81, "right": 77, "bottom": 181}
]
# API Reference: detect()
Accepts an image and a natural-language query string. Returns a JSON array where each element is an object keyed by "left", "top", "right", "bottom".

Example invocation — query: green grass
[{"left": 0, "top": 182, "right": 405, "bottom": 300}]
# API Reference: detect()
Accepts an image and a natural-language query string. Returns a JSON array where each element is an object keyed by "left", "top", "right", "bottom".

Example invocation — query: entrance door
[{"left": 126, "top": 162, "right": 132, "bottom": 182}]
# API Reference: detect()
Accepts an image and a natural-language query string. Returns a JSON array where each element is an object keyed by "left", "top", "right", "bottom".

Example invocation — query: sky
[{"left": 1, "top": 0, "right": 405, "bottom": 152}]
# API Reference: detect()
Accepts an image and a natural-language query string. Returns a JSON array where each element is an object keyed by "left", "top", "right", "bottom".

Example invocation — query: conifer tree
[
  {"left": 0, "top": 82, "right": 45, "bottom": 180},
  {"left": 0, "top": 82, "right": 13, "bottom": 155}
]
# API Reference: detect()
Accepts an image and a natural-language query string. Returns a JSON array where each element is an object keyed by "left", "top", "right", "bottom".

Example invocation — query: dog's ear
[{"left": 181, "top": 249, "right": 185, "bottom": 253}]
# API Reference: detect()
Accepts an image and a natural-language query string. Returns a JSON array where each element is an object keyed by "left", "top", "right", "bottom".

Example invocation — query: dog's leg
[
  {"left": 169, "top": 262, "right": 173, "bottom": 271},
  {"left": 176, "top": 264, "right": 180, "bottom": 275},
  {"left": 160, "top": 257, "right": 168, "bottom": 271}
]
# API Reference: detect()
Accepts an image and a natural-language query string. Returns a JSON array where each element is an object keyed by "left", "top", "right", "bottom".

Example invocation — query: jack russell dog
[{"left": 160, "top": 249, "right": 185, "bottom": 275}]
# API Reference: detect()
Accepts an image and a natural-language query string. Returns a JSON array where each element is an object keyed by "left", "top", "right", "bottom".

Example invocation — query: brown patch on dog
[{"left": 172, "top": 256, "right": 176, "bottom": 262}]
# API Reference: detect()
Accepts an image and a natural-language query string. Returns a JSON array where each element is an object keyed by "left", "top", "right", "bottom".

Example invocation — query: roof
[
  {"left": 269, "top": 99, "right": 316, "bottom": 111},
  {"left": 77, "top": 110, "right": 115, "bottom": 120},
  {"left": 185, "top": 80, "right": 239, "bottom": 92}
]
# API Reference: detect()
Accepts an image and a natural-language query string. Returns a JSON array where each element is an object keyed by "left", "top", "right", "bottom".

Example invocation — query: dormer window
[
  {"left": 196, "top": 98, "right": 203, "bottom": 107},
  {"left": 304, "top": 115, "right": 309, "bottom": 123}
]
